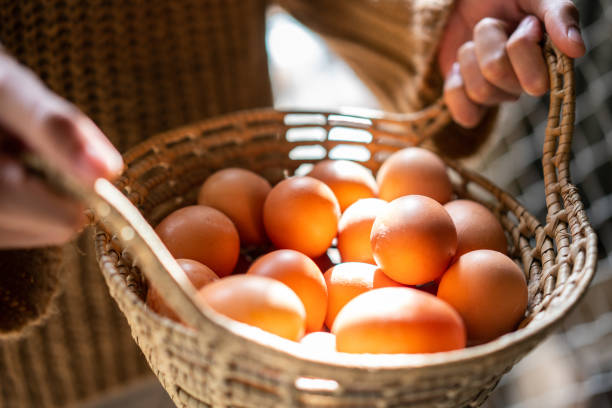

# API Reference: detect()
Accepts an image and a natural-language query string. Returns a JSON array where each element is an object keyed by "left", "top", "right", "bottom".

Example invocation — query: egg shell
[
  {"left": 307, "top": 160, "right": 378, "bottom": 212},
  {"left": 370, "top": 195, "right": 457, "bottom": 285},
  {"left": 198, "top": 275, "right": 306, "bottom": 341},
  {"left": 155, "top": 205, "right": 239, "bottom": 277},
  {"left": 263, "top": 177, "right": 340, "bottom": 257},
  {"left": 147, "top": 259, "right": 219, "bottom": 322},
  {"left": 198, "top": 168, "right": 271, "bottom": 246},
  {"left": 300, "top": 331, "right": 336, "bottom": 352},
  {"left": 376, "top": 147, "right": 452, "bottom": 203},
  {"left": 444, "top": 199, "right": 507, "bottom": 258},
  {"left": 247, "top": 249, "right": 327, "bottom": 332},
  {"left": 437, "top": 249, "right": 528, "bottom": 344},
  {"left": 323, "top": 262, "right": 403, "bottom": 329},
  {"left": 333, "top": 287, "right": 466, "bottom": 353},
  {"left": 337, "top": 198, "right": 387, "bottom": 264}
]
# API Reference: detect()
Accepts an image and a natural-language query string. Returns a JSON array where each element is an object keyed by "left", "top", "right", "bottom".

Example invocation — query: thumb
[{"left": 520, "top": 0, "right": 586, "bottom": 58}]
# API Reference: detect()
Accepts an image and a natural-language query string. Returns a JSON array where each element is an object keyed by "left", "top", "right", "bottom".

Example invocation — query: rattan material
[{"left": 87, "top": 40, "right": 597, "bottom": 407}]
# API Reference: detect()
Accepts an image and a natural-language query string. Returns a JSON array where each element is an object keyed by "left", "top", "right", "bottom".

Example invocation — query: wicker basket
[{"left": 87, "top": 39, "right": 597, "bottom": 407}]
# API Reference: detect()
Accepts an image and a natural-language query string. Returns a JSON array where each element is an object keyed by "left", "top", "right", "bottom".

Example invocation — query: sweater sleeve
[
  {"left": 276, "top": 0, "right": 496, "bottom": 158},
  {"left": 0, "top": 246, "right": 64, "bottom": 336}
]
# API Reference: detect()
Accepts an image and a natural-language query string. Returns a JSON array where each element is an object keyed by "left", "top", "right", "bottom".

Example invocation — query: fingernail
[
  {"left": 568, "top": 25, "right": 584, "bottom": 45},
  {"left": 83, "top": 142, "right": 123, "bottom": 178},
  {"left": 519, "top": 15, "right": 535, "bottom": 30},
  {"left": 77, "top": 119, "right": 124, "bottom": 178}
]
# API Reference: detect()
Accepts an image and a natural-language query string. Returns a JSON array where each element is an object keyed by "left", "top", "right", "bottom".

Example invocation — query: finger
[
  {"left": 0, "top": 154, "right": 85, "bottom": 247},
  {"left": 507, "top": 15, "right": 549, "bottom": 96},
  {"left": 438, "top": 11, "right": 474, "bottom": 78},
  {"left": 444, "top": 63, "right": 486, "bottom": 128},
  {"left": 0, "top": 225, "right": 77, "bottom": 248},
  {"left": 519, "top": 0, "right": 585, "bottom": 58},
  {"left": 458, "top": 42, "right": 519, "bottom": 106},
  {"left": 0, "top": 53, "right": 123, "bottom": 186},
  {"left": 474, "top": 18, "right": 522, "bottom": 95}
]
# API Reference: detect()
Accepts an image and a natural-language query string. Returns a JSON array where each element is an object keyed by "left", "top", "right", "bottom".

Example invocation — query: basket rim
[{"left": 98, "top": 106, "right": 599, "bottom": 373}]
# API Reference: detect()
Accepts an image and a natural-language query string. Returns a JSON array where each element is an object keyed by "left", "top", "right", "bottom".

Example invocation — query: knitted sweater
[{"left": 0, "top": 1, "right": 491, "bottom": 406}]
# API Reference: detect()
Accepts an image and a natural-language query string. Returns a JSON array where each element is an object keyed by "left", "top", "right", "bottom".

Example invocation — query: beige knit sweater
[{"left": 0, "top": 1, "right": 493, "bottom": 406}]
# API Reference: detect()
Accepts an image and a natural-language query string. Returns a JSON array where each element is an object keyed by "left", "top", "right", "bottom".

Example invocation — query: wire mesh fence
[{"left": 482, "top": 0, "right": 612, "bottom": 406}]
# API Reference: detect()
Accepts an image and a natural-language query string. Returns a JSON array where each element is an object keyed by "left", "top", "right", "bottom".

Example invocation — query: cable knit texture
[
  {"left": 0, "top": 246, "right": 63, "bottom": 335},
  {"left": 0, "top": 0, "right": 488, "bottom": 406}
]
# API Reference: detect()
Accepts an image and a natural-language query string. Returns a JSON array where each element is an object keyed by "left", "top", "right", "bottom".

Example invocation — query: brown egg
[
  {"left": 247, "top": 249, "right": 327, "bottom": 332},
  {"left": 370, "top": 195, "right": 457, "bottom": 285},
  {"left": 376, "top": 147, "right": 452, "bottom": 203},
  {"left": 147, "top": 259, "right": 219, "bottom": 322},
  {"left": 323, "top": 262, "right": 403, "bottom": 329},
  {"left": 263, "top": 177, "right": 340, "bottom": 257},
  {"left": 437, "top": 249, "right": 528, "bottom": 344},
  {"left": 444, "top": 199, "right": 507, "bottom": 258},
  {"left": 337, "top": 198, "right": 387, "bottom": 264},
  {"left": 198, "top": 275, "right": 306, "bottom": 341},
  {"left": 155, "top": 205, "right": 239, "bottom": 277},
  {"left": 307, "top": 160, "right": 378, "bottom": 211},
  {"left": 300, "top": 331, "right": 336, "bottom": 352},
  {"left": 198, "top": 168, "right": 271, "bottom": 246},
  {"left": 333, "top": 287, "right": 466, "bottom": 353}
]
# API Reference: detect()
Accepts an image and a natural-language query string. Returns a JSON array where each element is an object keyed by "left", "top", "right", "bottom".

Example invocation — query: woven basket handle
[{"left": 541, "top": 36, "right": 576, "bottom": 223}]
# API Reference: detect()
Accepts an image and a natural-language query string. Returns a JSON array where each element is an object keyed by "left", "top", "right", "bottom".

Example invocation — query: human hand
[
  {"left": 0, "top": 51, "right": 123, "bottom": 248},
  {"left": 438, "top": 0, "right": 586, "bottom": 128}
]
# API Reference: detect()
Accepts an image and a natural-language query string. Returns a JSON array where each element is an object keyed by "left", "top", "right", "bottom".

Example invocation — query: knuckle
[
  {"left": 41, "top": 109, "right": 79, "bottom": 136},
  {"left": 482, "top": 54, "right": 509, "bottom": 82},
  {"left": 505, "top": 36, "right": 524, "bottom": 54},
  {"left": 458, "top": 41, "right": 475, "bottom": 59},
  {"left": 525, "top": 76, "right": 549, "bottom": 96},
  {"left": 466, "top": 82, "right": 493, "bottom": 104},
  {"left": 39, "top": 108, "right": 86, "bottom": 153},
  {"left": 475, "top": 17, "right": 502, "bottom": 34}
]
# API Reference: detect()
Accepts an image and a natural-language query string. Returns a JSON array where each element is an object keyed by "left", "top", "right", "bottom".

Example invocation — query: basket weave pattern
[{"left": 93, "top": 41, "right": 597, "bottom": 407}]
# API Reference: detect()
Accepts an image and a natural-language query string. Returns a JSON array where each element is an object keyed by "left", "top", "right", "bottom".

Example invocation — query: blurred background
[{"left": 267, "top": 0, "right": 612, "bottom": 407}]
